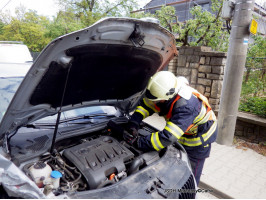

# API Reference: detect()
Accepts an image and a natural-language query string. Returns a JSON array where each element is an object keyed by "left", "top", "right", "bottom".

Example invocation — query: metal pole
[{"left": 217, "top": 0, "right": 255, "bottom": 145}]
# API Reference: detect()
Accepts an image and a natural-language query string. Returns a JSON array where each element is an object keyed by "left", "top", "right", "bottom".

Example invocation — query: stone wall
[
  {"left": 168, "top": 46, "right": 265, "bottom": 144},
  {"left": 235, "top": 112, "right": 266, "bottom": 144},
  {"left": 168, "top": 46, "right": 227, "bottom": 112}
]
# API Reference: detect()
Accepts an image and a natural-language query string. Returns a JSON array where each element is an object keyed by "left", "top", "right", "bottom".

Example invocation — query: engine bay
[
  {"left": 63, "top": 136, "right": 134, "bottom": 189},
  {"left": 20, "top": 121, "right": 162, "bottom": 197}
]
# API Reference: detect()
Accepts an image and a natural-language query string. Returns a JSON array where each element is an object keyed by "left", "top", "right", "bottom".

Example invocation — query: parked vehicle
[
  {"left": 0, "top": 41, "right": 32, "bottom": 77},
  {"left": 0, "top": 17, "right": 196, "bottom": 199}
]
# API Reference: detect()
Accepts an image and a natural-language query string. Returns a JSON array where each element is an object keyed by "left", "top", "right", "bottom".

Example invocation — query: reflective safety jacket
[{"left": 130, "top": 89, "right": 218, "bottom": 159}]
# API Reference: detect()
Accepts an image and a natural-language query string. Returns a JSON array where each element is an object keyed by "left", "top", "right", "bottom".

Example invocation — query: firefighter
[{"left": 124, "top": 71, "right": 218, "bottom": 185}]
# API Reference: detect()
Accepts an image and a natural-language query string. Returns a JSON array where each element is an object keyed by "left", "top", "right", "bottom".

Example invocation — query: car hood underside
[{"left": 0, "top": 17, "right": 177, "bottom": 137}]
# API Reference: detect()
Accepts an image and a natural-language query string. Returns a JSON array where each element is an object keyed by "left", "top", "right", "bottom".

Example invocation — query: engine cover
[{"left": 63, "top": 136, "right": 134, "bottom": 189}]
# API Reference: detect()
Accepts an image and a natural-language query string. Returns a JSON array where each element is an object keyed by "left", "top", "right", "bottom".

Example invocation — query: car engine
[
  {"left": 63, "top": 136, "right": 134, "bottom": 189},
  {"left": 22, "top": 123, "right": 161, "bottom": 196}
]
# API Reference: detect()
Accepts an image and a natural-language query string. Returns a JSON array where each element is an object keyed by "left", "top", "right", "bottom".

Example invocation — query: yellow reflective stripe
[
  {"left": 211, "top": 110, "right": 217, "bottom": 121},
  {"left": 135, "top": 106, "right": 149, "bottom": 118},
  {"left": 178, "top": 136, "right": 202, "bottom": 146},
  {"left": 186, "top": 125, "right": 198, "bottom": 134},
  {"left": 155, "top": 132, "right": 164, "bottom": 149},
  {"left": 202, "top": 121, "right": 217, "bottom": 142},
  {"left": 179, "top": 121, "right": 217, "bottom": 147},
  {"left": 151, "top": 132, "right": 160, "bottom": 151},
  {"left": 197, "top": 111, "right": 211, "bottom": 125},
  {"left": 143, "top": 98, "right": 158, "bottom": 112},
  {"left": 135, "top": 110, "right": 146, "bottom": 118},
  {"left": 193, "top": 104, "right": 206, "bottom": 124},
  {"left": 165, "top": 121, "right": 184, "bottom": 139},
  {"left": 138, "top": 106, "right": 150, "bottom": 117}
]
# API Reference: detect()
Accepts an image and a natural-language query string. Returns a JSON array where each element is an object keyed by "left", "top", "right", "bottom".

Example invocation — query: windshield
[
  {"left": 0, "top": 77, "right": 24, "bottom": 122},
  {"left": 0, "top": 77, "right": 121, "bottom": 127},
  {"left": 0, "top": 44, "right": 33, "bottom": 63},
  {"left": 35, "top": 106, "right": 120, "bottom": 124}
]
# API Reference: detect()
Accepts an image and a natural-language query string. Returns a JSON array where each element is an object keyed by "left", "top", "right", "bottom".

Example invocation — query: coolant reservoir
[{"left": 29, "top": 162, "right": 52, "bottom": 188}]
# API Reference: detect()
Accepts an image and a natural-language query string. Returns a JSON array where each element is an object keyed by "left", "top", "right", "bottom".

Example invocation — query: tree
[
  {"left": 46, "top": 8, "right": 84, "bottom": 39},
  {"left": 57, "top": 0, "right": 138, "bottom": 26},
  {"left": 154, "top": 1, "right": 229, "bottom": 52},
  {"left": 0, "top": 20, "right": 4, "bottom": 35},
  {"left": 0, "top": 0, "right": 139, "bottom": 52},
  {"left": 0, "top": 8, "right": 51, "bottom": 52},
  {"left": 245, "top": 35, "right": 266, "bottom": 83},
  {"left": 130, "top": 11, "right": 154, "bottom": 19}
]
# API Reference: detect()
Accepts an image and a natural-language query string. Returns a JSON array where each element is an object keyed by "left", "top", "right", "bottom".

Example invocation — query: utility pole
[{"left": 217, "top": 0, "right": 255, "bottom": 145}]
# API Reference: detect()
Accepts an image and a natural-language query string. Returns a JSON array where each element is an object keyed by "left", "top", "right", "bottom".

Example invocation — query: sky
[
  {"left": 0, "top": 0, "right": 264, "bottom": 18},
  {"left": 0, "top": 0, "right": 151, "bottom": 18}
]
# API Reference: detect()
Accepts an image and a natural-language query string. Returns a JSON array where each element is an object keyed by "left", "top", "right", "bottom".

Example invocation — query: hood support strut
[{"left": 50, "top": 62, "right": 72, "bottom": 154}]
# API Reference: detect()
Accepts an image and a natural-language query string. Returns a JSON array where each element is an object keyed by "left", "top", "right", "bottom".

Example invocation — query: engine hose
[
  {"left": 61, "top": 183, "right": 79, "bottom": 192},
  {"left": 61, "top": 172, "right": 81, "bottom": 186},
  {"left": 96, "top": 180, "right": 115, "bottom": 189},
  {"left": 77, "top": 183, "right": 87, "bottom": 191},
  {"left": 58, "top": 162, "right": 75, "bottom": 179},
  {"left": 64, "top": 163, "right": 76, "bottom": 170},
  {"left": 72, "top": 172, "right": 81, "bottom": 184},
  {"left": 61, "top": 175, "right": 70, "bottom": 184},
  {"left": 48, "top": 162, "right": 57, "bottom": 170},
  {"left": 40, "top": 155, "right": 51, "bottom": 161},
  {"left": 128, "top": 157, "right": 144, "bottom": 175},
  {"left": 73, "top": 169, "right": 81, "bottom": 176},
  {"left": 22, "top": 163, "right": 35, "bottom": 178}
]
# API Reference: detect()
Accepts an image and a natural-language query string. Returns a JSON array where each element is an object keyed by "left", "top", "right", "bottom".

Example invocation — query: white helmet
[{"left": 145, "top": 71, "right": 192, "bottom": 101}]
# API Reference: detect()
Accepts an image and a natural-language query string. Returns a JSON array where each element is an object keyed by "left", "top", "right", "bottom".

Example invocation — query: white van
[
  {"left": 0, "top": 41, "right": 33, "bottom": 63},
  {"left": 0, "top": 41, "right": 32, "bottom": 77}
]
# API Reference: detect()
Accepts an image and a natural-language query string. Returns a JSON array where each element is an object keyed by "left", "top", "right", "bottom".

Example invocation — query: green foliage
[
  {"left": 240, "top": 29, "right": 266, "bottom": 117},
  {"left": 130, "top": 11, "right": 154, "bottom": 19},
  {"left": 0, "top": 0, "right": 138, "bottom": 52},
  {"left": 153, "top": 3, "right": 229, "bottom": 52},
  {"left": 0, "top": 8, "right": 51, "bottom": 52},
  {"left": 57, "top": 0, "right": 138, "bottom": 26},
  {"left": 239, "top": 97, "right": 266, "bottom": 118},
  {"left": 0, "top": 20, "right": 4, "bottom": 35},
  {"left": 241, "top": 71, "right": 265, "bottom": 97},
  {"left": 246, "top": 35, "right": 266, "bottom": 72},
  {"left": 46, "top": 8, "right": 84, "bottom": 39},
  {"left": 248, "top": 36, "right": 266, "bottom": 58},
  {"left": 240, "top": 69, "right": 266, "bottom": 117}
]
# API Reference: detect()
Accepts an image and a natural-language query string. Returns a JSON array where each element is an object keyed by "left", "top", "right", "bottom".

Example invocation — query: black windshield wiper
[
  {"left": 66, "top": 113, "right": 117, "bottom": 124},
  {"left": 26, "top": 123, "right": 57, "bottom": 129},
  {"left": 26, "top": 113, "right": 116, "bottom": 128}
]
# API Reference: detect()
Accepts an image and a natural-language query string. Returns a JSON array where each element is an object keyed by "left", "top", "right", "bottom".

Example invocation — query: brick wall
[{"left": 168, "top": 46, "right": 227, "bottom": 112}]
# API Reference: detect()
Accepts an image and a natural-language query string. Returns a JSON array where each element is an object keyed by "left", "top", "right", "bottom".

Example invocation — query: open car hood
[{"left": 0, "top": 17, "right": 177, "bottom": 137}]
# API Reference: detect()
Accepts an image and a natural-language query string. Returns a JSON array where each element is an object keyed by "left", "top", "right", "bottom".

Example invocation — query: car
[
  {"left": 0, "top": 41, "right": 33, "bottom": 77},
  {"left": 0, "top": 17, "right": 197, "bottom": 199},
  {"left": 0, "top": 41, "right": 33, "bottom": 63}
]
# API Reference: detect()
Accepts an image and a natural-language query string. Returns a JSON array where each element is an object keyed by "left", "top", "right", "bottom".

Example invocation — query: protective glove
[{"left": 123, "top": 128, "right": 139, "bottom": 145}]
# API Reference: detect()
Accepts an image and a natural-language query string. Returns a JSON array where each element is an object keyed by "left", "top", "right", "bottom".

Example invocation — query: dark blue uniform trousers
[
  {"left": 184, "top": 143, "right": 212, "bottom": 186},
  {"left": 188, "top": 156, "right": 206, "bottom": 186}
]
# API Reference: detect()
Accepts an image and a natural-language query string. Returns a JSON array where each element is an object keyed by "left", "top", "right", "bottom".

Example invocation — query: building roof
[{"left": 145, "top": 0, "right": 185, "bottom": 8}]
